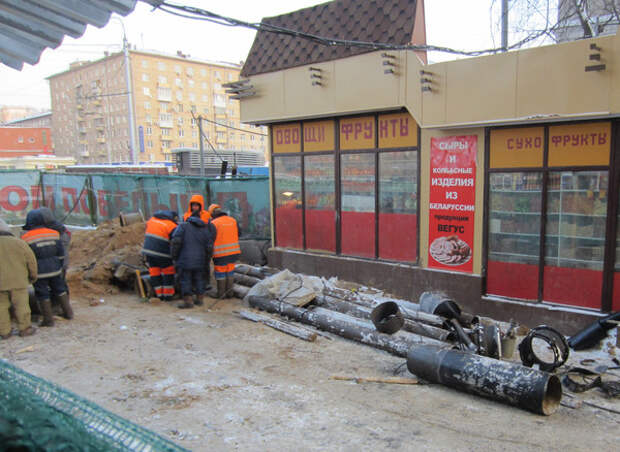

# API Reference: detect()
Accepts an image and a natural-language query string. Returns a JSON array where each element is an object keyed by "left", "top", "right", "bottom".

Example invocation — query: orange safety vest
[
  {"left": 143, "top": 217, "right": 177, "bottom": 258},
  {"left": 212, "top": 215, "right": 241, "bottom": 258},
  {"left": 145, "top": 217, "right": 177, "bottom": 240}
]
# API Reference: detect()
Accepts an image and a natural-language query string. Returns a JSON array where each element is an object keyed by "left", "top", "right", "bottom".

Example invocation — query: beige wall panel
[
  {"left": 283, "top": 61, "right": 337, "bottom": 117},
  {"left": 516, "top": 37, "right": 613, "bottom": 118},
  {"left": 445, "top": 53, "right": 517, "bottom": 124},
  {"left": 420, "top": 127, "right": 485, "bottom": 275},
  {"left": 404, "top": 51, "right": 423, "bottom": 125},
  {"left": 241, "top": 72, "right": 285, "bottom": 123},
  {"left": 419, "top": 63, "right": 446, "bottom": 126},
  {"left": 334, "top": 52, "right": 402, "bottom": 114},
  {"left": 609, "top": 32, "right": 620, "bottom": 113}
]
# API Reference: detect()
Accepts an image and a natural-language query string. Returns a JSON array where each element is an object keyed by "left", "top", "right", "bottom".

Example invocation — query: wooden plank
[
  {"left": 330, "top": 375, "right": 419, "bottom": 385},
  {"left": 238, "top": 310, "right": 317, "bottom": 342}
]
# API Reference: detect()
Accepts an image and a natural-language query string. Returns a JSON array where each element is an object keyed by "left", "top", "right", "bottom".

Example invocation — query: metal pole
[
  {"left": 501, "top": 0, "right": 509, "bottom": 51},
  {"left": 123, "top": 33, "right": 137, "bottom": 164},
  {"left": 198, "top": 115, "right": 205, "bottom": 177}
]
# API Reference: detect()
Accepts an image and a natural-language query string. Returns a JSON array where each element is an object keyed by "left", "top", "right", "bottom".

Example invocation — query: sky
[{"left": 0, "top": 0, "right": 510, "bottom": 110}]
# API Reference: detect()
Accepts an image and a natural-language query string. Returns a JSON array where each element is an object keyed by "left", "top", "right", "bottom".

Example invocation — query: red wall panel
[
  {"left": 341, "top": 211, "right": 375, "bottom": 258},
  {"left": 378, "top": 213, "right": 417, "bottom": 262},
  {"left": 487, "top": 260, "right": 539, "bottom": 301},
  {"left": 543, "top": 266, "right": 602, "bottom": 309},
  {"left": 305, "top": 209, "right": 336, "bottom": 252},
  {"left": 275, "top": 207, "right": 303, "bottom": 249}
]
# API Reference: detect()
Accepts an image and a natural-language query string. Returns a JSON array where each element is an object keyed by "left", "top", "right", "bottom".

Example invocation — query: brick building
[{"left": 48, "top": 50, "right": 267, "bottom": 164}]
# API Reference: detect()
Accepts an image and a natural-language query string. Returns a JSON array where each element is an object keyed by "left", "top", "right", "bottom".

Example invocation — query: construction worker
[
  {"left": 211, "top": 207, "right": 241, "bottom": 299},
  {"left": 21, "top": 210, "right": 70, "bottom": 327},
  {"left": 207, "top": 203, "right": 220, "bottom": 217},
  {"left": 0, "top": 219, "right": 37, "bottom": 339},
  {"left": 38, "top": 207, "right": 71, "bottom": 316},
  {"left": 171, "top": 209, "right": 216, "bottom": 309},
  {"left": 141, "top": 210, "right": 178, "bottom": 302},
  {"left": 183, "top": 194, "right": 211, "bottom": 223}
]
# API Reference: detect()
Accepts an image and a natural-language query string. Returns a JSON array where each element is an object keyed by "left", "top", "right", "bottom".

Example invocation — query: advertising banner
[{"left": 428, "top": 136, "right": 477, "bottom": 273}]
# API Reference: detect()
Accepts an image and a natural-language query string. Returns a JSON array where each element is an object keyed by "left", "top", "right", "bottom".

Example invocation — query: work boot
[
  {"left": 177, "top": 295, "right": 194, "bottom": 309},
  {"left": 225, "top": 276, "right": 235, "bottom": 299},
  {"left": 216, "top": 279, "right": 226, "bottom": 299},
  {"left": 194, "top": 294, "right": 204, "bottom": 306},
  {"left": 19, "top": 327, "right": 36, "bottom": 337},
  {"left": 0, "top": 333, "right": 11, "bottom": 340},
  {"left": 57, "top": 293, "right": 73, "bottom": 320},
  {"left": 40, "top": 299, "right": 55, "bottom": 327}
]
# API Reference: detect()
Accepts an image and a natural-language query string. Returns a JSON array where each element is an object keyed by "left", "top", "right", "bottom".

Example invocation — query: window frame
[
  {"left": 484, "top": 119, "right": 618, "bottom": 312},
  {"left": 270, "top": 110, "right": 420, "bottom": 265}
]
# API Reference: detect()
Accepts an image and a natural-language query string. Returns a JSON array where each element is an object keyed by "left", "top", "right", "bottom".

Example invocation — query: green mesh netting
[
  {"left": 0, "top": 360, "right": 188, "bottom": 451},
  {"left": 209, "top": 177, "right": 270, "bottom": 239},
  {"left": 0, "top": 171, "right": 270, "bottom": 239},
  {"left": 0, "top": 170, "right": 42, "bottom": 225}
]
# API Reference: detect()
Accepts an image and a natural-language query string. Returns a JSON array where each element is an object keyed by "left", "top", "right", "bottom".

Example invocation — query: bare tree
[{"left": 490, "top": 0, "right": 620, "bottom": 50}]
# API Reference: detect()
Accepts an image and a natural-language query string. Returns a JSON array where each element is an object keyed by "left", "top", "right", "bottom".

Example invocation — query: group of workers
[
  {"left": 141, "top": 194, "right": 241, "bottom": 309},
  {"left": 0, "top": 207, "right": 74, "bottom": 340},
  {"left": 0, "top": 194, "right": 239, "bottom": 339}
]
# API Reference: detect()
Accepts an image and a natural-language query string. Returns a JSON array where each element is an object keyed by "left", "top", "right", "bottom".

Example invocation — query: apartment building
[{"left": 48, "top": 50, "right": 267, "bottom": 164}]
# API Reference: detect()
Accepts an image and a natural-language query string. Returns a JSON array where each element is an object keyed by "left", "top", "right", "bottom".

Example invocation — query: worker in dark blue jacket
[
  {"left": 170, "top": 212, "right": 216, "bottom": 309},
  {"left": 21, "top": 210, "right": 70, "bottom": 327}
]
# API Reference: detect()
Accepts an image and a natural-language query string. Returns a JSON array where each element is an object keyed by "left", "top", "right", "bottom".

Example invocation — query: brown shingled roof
[{"left": 241, "top": 0, "right": 418, "bottom": 77}]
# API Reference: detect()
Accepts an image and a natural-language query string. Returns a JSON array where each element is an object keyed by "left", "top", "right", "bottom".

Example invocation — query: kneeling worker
[
  {"left": 211, "top": 207, "right": 241, "bottom": 299},
  {"left": 142, "top": 210, "right": 178, "bottom": 302},
  {"left": 171, "top": 209, "right": 215, "bottom": 309},
  {"left": 0, "top": 219, "right": 37, "bottom": 338}
]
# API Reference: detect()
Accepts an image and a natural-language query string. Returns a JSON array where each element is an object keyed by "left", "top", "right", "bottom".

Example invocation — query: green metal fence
[
  {"left": 0, "top": 359, "right": 189, "bottom": 451},
  {"left": 0, "top": 171, "right": 270, "bottom": 239}
]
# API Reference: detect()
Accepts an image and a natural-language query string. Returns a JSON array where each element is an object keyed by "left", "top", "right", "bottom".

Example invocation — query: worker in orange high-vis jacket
[
  {"left": 21, "top": 210, "right": 70, "bottom": 327},
  {"left": 183, "top": 194, "right": 211, "bottom": 223},
  {"left": 141, "top": 210, "right": 178, "bottom": 302},
  {"left": 207, "top": 203, "right": 220, "bottom": 217},
  {"left": 211, "top": 207, "right": 241, "bottom": 299}
]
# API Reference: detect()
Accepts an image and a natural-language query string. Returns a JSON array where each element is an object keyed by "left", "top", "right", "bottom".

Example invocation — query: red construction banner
[{"left": 428, "top": 136, "right": 477, "bottom": 273}]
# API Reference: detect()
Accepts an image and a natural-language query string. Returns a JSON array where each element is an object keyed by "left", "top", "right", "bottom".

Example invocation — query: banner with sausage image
[{"left": 428, "top": 136, "right": 477, "bottom": 273}]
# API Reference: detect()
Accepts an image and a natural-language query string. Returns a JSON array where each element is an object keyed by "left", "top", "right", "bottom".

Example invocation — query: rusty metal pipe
[{"left": 407, "top": 345, "right": 562, "bottom": 415}]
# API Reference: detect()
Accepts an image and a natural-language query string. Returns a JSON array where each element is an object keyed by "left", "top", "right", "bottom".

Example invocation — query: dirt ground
[{"left": 1, "top": 292, "right": 618, "bottom": 451}]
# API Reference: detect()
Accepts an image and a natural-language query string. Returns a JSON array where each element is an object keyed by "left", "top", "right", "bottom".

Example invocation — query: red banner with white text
[{"left": 428, "top": 136, "right": 477, "bottom": 273}]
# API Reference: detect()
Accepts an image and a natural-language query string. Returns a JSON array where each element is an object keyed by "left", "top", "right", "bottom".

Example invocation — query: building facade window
[
  {"left": 486, "top": 121, "right": 614, "bottom": 311},
  {"left": 157, "top": 62, "right": 166, "bottom": 71},
  {"left": 143, "top": 87, "right": 150, "bottom": 96},
  {"left": 271, "top": 112, "right": 419, "bottom": 262},
  {"left": 158, "top": 75, "right": 167, "bottom": 84},
  {"left": 142, "top": 73, "right": 149, "bottom": 82}
]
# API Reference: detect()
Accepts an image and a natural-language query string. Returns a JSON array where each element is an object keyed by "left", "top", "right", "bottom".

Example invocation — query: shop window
[
  {"left": 305, "top": 154, "right": 335, "bottom": 252},
  {"left": 378, "top": 151, "right": 417, "bottom": 262},
  {"left": 274, "top": 157, "right": 303, "bottom": 249},
  {"left": 487, "top": 172, "right": 543, "bottom": 301},
  {"left": 543, "top": 171, "right": 608, "bottom": 309},
  {"left": 487, "top": 122, "right": 612, "bottom": 310},
  {"left": 341, "top": 153, "right": 375, "bottom": 258}
]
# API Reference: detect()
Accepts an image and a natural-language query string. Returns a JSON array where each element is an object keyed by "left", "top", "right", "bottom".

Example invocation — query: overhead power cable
[
  {"left": 190, "top": 110, "right": 226, "bottom": 163},
  {"left": 141, "top": 0, "right": 560, "bottom": 56},
  {"left": 200, "top": 116, "right": 267, "bottom": 136}
]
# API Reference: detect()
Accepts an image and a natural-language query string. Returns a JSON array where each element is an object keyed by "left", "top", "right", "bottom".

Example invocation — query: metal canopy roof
[{"left": 0, "top": 0, "right": 137, "bottom": 70}]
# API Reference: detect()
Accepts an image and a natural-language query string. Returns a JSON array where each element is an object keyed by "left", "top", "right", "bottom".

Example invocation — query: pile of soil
[{"left": 66, "top": 221, "right": 145, "bottom": 298}]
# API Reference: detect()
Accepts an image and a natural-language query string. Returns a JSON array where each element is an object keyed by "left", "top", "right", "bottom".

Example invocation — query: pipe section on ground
[
  {"left": 248, "top": 296, "right": 445, "bottom": 357},
  {"left": 315, "top": 296, "right": 455, "bottom": 342},
  {"left": 406, "top": 345, "right": 562, "bottom": 415}
]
